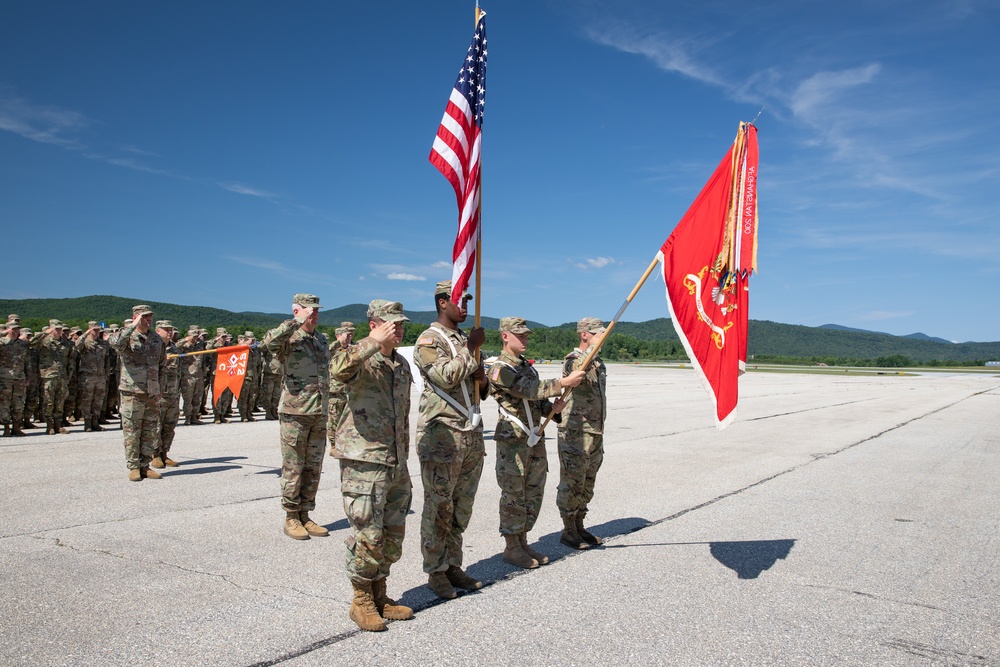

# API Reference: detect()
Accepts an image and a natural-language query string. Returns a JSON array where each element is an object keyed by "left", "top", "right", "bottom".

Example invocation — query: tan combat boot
[
  {"left": 299, "top": 512, "right": 329, "bottom": 537},
  {"left": 503, "top": 533, "right": 538, "bottom": 569},
  {"left": 349, "top": 581, "right": 386, "bottom": 632},
  {"left": 576, "top": 511, "right": 603, "bottom": 546},
  {"left": 371, "top": 577, "right": 414, "bottom": 620},
  {"left": 284, "top": 512, "right": 309, "bottom": 540},
  {"left": 445, "top": 565, "right": 483, "bottom": 591},
  {"left": 91, "top": 417, "right": 103, "bottom": 432},
  {"left": 2, "top": 423, "right": 10, "bottom": 437},
  {"left": 162, "top": 455, "right": 179, "bottom": 467},
  {"left": 142, "top": 469, "right": 162, "bottom": 480},
  {"left": 151, "top": 456, "right": 165, "bottom": 469},
  {"left": 427, "top": 571, "right": 457, "bottom": 599},
  {"left": 46, "top": 420, "right": 56, "bottom": 435},
  {"left": 520, "top": 533, "right": 549, "bottom": 565},
  {"left": 128, "top": 469, "right": 142, "bottom": 482},
  {"left": 560, "top": 512, "right": 590, "bottom": 550},
  {"left": 10, "top": 423, "right": 25, "bottom": 437}
]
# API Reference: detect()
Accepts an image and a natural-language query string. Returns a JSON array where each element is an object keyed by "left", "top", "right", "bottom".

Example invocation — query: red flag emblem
[{"left": 213, "top": 345, "right": 249, "bottom": 401}]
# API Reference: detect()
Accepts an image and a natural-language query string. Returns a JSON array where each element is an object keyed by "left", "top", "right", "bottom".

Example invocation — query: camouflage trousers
[
  {"left": 0, "top": 378, "right": 26, "bottom": 425},
  {"left": 77, "top": 374, "right": 108, "bottom": 421},
  {"left": 198, "top": 372, "right": 212, "bottom": 413},
  {"left": 340, "top": 459, "right": 412, "bottom": 585},
  {"left": 25, "top": 377, "right": 39, "bottom": 421},
  {"left": 103, "top": 373, "right": 119, "bottom": 417},
  {"left": 120, "top": 392, "right": 160, "bottom": 471},
  {"left": 180, "top": 374, "right": 204, "bottom": 420},
  {"left": 279, "top": 412, "right": 326, "bottom": 512},
  {"left": 418, "top": 423, "right": 485, "bottom": 573},
  {"left": 41, "top": 375, "right": 67, "bottom": 421},
  {"left": 495, "top": 433, "right": 548, "bottom": 535},
  {"left": 556, "top": 429, "right": 604, "bottom": 514},
  {"left": 213, "top": 387, "right": 233, "bottom": 418},
  {"left": 236, "top": 378, "right": 257, "bottom": 418},
  {"left": 259, "top": 374, "right": 281, "bottom": 418},
  {"left": 157, "top": 393, "right": 180, "bottom": 457},
  {"left": 64, "top": 375, "right": 77, "bottom": 419},
  {"left": 326, "top": 393, "right": 347, "bottom": 455}
]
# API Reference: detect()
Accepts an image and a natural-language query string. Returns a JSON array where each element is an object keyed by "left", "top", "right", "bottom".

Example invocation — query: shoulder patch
[
  {"left": 416, "top": 336, "right": 435, "bottom": 347},
  {"left": 490, "top": 366, "right": 501, "bottom": 382}
]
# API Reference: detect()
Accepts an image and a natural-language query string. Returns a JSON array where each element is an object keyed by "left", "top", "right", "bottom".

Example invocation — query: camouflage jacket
[
  {"left": 329, "top": 337, "right": 411, "bottom": 465},
  {"left": 260, "top": 347, "right": 282, "bottom": 376},
  {"left": 111, "top": 325, "right": 167, "bottom": 396},
  {"left": 413, "top": 323, "right": 482, "bottom": 433},
  {"left": 161, "top": 341, "right": 181, "bottom": 396},
  {"left": 558, "top": 347, "right": 606, "bottom": 434},
  {"left": 488, "top": 351, "right": 561, "bottom": 442},
  {"left": 262, "top": 318, "right": 329, "bottom": 416},
  {"left": 175, "top": 338, "right": 204, "bottom": 377},
  {"left": 0, "top": 337, "right": 30, "bottom": 381},
  {"left": 75, "top": 334, "right": 110, "bottom": 378},
  {"left": 31, "top": 333, "right": 70, "bottom": 379}
]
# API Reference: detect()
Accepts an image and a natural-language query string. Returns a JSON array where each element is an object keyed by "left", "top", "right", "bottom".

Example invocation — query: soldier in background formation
[
  {"left": 31, "top": 319, "right": 71, "bottom": 435},
  {"left": 153, "top": 320, "right": 181, "bottom": 469},
  {"left": 413, "top": 280, "right": 487, "bottom": 600},
  {"left": 262, "top": 294, "right": 330, "bottom": 541},
  {"left": 0, "top": 318, "right": 30, "bottom": 437},
  {"left": 208, "top": 328, "right": 234, "bottom": 423},
  {"left": 327, "top": 321, "right": 355, "bottom": 455},
  {"left": 75, "top": 321, "right": 110, "bottom": 433},
  {"left": 557, "top": 317, "right": 609, "bottom": 550},
  {"left": 487, "top": 317, "right": 584, "bottom": 569},
  {"left": 258, "top": 342, "right": 282, "bottom": 421},
  {"left": 176, "top": 325, "right": 206, "bottom": 425},
  {"left": 237, "top": 331, "right": 261, "bottom": 422},
  {"left": 329, "top": 300, "right": 413, "bottom": 632},
  {"left": 111, "top": 305, "right": 166, "bottom": 482}
]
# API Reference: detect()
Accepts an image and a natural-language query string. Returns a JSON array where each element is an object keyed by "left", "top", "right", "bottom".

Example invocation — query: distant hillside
[
  {"left": 3, "top": 296, "right": 997, "bottom": 363},
  {"left": 820, "top": 323, "right": 954, "bottom": 345}
]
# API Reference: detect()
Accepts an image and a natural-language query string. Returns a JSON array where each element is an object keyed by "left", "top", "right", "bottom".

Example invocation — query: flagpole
[
  {"left": 532, "top": 254, "right": 662, "bottom": 439},
  {"left": 472, "top": 1, "right": 484, "bottom": 409}
]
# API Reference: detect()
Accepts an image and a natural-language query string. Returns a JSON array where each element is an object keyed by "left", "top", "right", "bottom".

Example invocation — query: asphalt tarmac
[{"left": 2, "top": 365, "right": 998, "bottom": 666}]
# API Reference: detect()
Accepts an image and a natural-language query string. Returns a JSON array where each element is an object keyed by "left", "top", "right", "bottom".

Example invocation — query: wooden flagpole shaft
[
  {"left": 167, "top": 343, "right": 256, "bottom": 359},
  {"left": 472, "top": 2, "right": 484, "bottom": 408},
  {"left": 534, "top": 254, "right": 662, "bottom": 435}
]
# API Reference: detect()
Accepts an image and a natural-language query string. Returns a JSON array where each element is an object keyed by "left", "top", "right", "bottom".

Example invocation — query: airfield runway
[{"left": 1, "top": 365, "right": 998, "bottom": 666}]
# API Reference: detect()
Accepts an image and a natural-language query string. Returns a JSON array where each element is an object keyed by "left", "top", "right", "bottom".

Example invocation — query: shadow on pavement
[
  {"left": 162, "top": 465, "right": 244, "bottom": 476},
  {"left": 709, "top": 539, "right": 795, "bottom": 579},
  {"left": 178, "top": 456, "right": 249, "bottom": 465}
]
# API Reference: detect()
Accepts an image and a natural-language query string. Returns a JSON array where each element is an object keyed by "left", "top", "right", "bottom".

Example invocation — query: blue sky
[{"left": 2, "top": 1, "right": 998, "bottom": 342}]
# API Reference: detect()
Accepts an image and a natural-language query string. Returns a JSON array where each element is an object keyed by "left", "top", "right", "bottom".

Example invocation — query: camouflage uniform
[
  {"left": 103, "top": 326, "right": 120, "bottom": 420},
  {"left": 111, "top": 307, "right": 167, "bottom": 473},
  {"left": 20, "top": 328, "right": 40, "bottom": 426},
  {"left": 556, "top": 342, "right": 607, "bottom": 516},
  {"left": 326, "top": 322, "right": 355, "bottom": 454},
  {"left": 414, "top": 321, "right": 485, "bottom": 575},
  {"left": 237, "top": 332, "right": 261, "bottom": 421},
  {"left": 0, "top": 324, "right": 30, "bottom": 434},
  {"left": 259, "top": 346, "right": 282, "bottom": 420},
  {"left": 329, "top": 307, "right": 412, "bottom": 586},
  {"left": 488, "top": 345, "right": 562, "bottom": 536},
  {"left": 75, "top": 323, "right": 110, "bottom": 431},
  {"left": 62, "top": 331, "right": 80, "bottom": 423},
  {"left": 177, "top": 327, "right": 205, "bottom": 424},
  {"left": 156, "top": 324, "right": 181, "bottom": 461},
  {"left": 262, "top": 299, "right": 330, "bottom": 516},
  {"left": 31, "top": 322, "right": 71, "bottom": 429},
  {"left": 207, "top": 330, "right": 233, "bottom": 422}
]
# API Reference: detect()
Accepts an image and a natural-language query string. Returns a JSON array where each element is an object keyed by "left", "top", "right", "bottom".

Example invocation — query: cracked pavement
[{"left": 2, "top": 366, "right": 999, "bottom": 666}]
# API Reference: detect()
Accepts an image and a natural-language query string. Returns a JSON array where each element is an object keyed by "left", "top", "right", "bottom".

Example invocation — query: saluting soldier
[
  {"left": 262, "top": 294, "right": 330, "bottom": 540},
  {"left": 111, "top": 305, "right": 167, "bottom": 482},
  {"left": 75, "top": 321, "right": 110, "bottom": 432},
  {"left": 330, "top": 300, "right": 414, "bottom": 632},
  {"left": 327, "top": 321, "right": 355, "bottom": 456},
  {"left": 176, "top": 325, "right": 205, "bottom": 425},
  {"left": 0, "top": 320, "right": 30, "bottom": 437},
  {"left": 152, "top": 320, "right": 182, "bottom": 469},
  {"left": 31, "top": 321, "right": 71, "bottom": 435},
  {"left": 487, "top": 317, "right": 584, "bottom": 568},
  {"left": 19, "top": 326, "right": 41, "bottom": 429}
]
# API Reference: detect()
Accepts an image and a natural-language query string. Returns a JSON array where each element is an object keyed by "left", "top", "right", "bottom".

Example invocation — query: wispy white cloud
[
  {"left": 387, "top": 272, "right": 425, "bottom": 281},
  {"left": 226, "top": 256, "right": 341, "bottom": 288},
  {"left": 582, "top": 22, "right": 723, "bottom": 87},
  {"left": 218, "top": 182, "right": 278, "bottom": 198},
  {"left": 572, "top": 256, "right": 616, "bottom": 270},
  {"left": 432, "top": 260, "right": 451, "bottom": 269},
  {"left": 0, "top": 87, "right": 88, "bottom": 148}
]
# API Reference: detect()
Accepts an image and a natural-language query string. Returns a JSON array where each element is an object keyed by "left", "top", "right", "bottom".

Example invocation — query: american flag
[{"left": 429, "top": 13, "right": 487, "bottom": 305}]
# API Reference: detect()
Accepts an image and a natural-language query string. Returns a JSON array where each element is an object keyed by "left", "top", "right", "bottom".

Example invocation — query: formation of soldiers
[{"left": 0, "top": 288, "right": 610, "bottom": 634}]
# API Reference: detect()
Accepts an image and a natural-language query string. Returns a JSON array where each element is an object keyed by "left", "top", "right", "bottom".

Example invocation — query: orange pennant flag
[{"left": 213, "top": 345, "right": 250, "bottom": 401}]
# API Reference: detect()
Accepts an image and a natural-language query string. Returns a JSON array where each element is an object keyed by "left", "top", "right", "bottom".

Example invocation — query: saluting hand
[{"left": 368, "top": 321, "right": 397, "bottom": 346}]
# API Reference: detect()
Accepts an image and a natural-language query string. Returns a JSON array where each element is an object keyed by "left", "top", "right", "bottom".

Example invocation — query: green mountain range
[{"left": 2, "top": 295, "right": 998, "bottom": 364}]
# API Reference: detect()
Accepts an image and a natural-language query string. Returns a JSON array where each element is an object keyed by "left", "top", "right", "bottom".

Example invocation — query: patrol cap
[
  {"left": 156, "top": 320, "right": 175, "bottom": 330},
  {"left": 216, "top": 327, "right": 229, "bottom": 336},
  {"left": 108, "top": 324, "right": 120, "bottom": 332},
  {"left": 186, "top": 326, "right": 200, "bottom": 336},
  {"left": 132, "top": 304, "right": 154, "bottom": 317},
  {"left": 87, "top": 321, "right": 100, "bottom": 330},
  {"left": 367, "top": 300, "right": 409, "bottom": 323},
  {"left": 335, "top": 321, "right": 355, "bottom": 336},
  {"left": 20, "top": 327, "right": 32, "bottom": 336},
  {"left": 49, "top": 319, "right": 64, "bottom": 330},
  {"left": 293, "top": 293, "right": 322, "bottom": 309},
  {"left": 434, "top": 280, "right": 472, "bottom": 301},
  {"left": 123, "top": 319, "right": 133, "bottom": 327},
  {"left": 0, "top": 322, "right": 10, "bottom": 332},
  {"left": 499, "top": 317, "right": 532, "bottom": 335},
  {"left": 577, "top": 317, "right": 606, "bottom": 334},
  {"left": 69, "top": 326, "right": 82, "bottom": 335},
  {"left": 243, "top": 331, "right": 255, "bottom": 337},
  {"left": 7, "top": 314, "right": 20, "bottom": 324}
]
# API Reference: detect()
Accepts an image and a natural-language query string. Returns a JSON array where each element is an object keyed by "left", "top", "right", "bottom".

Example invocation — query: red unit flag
[
  {"left": 658, "top": 123, "right": 759, "bottom": 428},
  {"left": 213, "top": 345, "right": 250, "bottom": 402}
]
